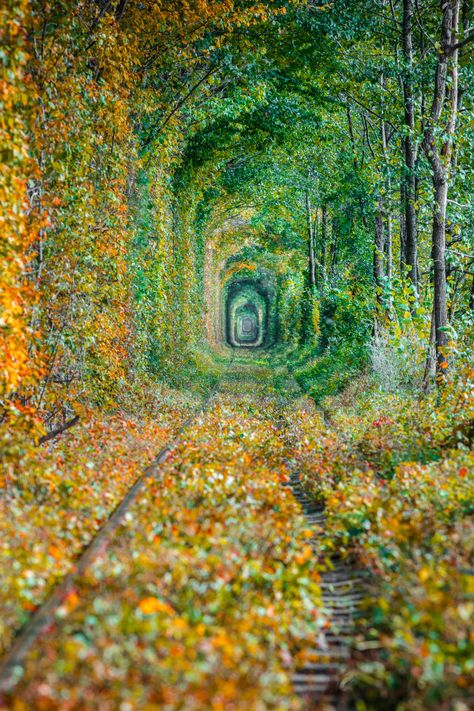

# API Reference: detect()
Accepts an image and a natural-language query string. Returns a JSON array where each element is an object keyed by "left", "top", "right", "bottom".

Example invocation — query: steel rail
[{"left": 0, "top": 384, "right": 220, "bottom": 696}]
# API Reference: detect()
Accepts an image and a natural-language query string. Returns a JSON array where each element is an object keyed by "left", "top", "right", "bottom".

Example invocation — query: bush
[{"left": 290, "top": 278, "right": 373, "bottom": 401}]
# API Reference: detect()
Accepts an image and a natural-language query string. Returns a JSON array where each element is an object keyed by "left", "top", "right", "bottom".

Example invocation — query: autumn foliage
[
  {"left": 5, "top": 390, "right": 323, "bottom": 709},
  {"left": 286, "top": 363, "right": 474, "bottom": 709},
  {"left": 0, "top": 1, "right": 473, "bottom": 709}
]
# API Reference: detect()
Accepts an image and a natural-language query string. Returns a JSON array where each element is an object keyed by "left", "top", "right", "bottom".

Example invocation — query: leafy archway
[{"left": 225, "top": 281, "right": 268, "bottom": 347}]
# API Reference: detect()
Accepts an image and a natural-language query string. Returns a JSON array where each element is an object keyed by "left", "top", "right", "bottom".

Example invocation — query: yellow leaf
[{"left": 419, "top": 567, "right": 430, "bottom": 583}]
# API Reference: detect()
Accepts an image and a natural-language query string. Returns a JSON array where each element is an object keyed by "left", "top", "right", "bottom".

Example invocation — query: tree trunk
[
  {"left": 305, "top": 192, "right": 316, "bottom": 288},
  {"left": 374, "top": 196, "right": 385, "bottom": 301},
  {"left": 321, "top": 206, "right": 328, "bottom": 281},
  {"left": 330, "top": 222, "right": 338, "bottom": 275},
  {"left": 422, "top": 307, "right": 436, "bottom": 392},
  {"left": 300, "top": 192, "right": 316, "bottom": 345},
  {"left": 385, "top": 208, "right": 392, "bottom": 283},
  {"left": 380, "top": 107, "right": 392, "bottom": 285},
  {"left": 402, "top": 0, "right": 418, "bottom": 291},
  {"left": 399, "top": 177, "right": 407, "bottom": 273},
  {"left": 346, "top": 104, "right": 358, "bottom": 172},
  {"left": 432, "top": 175, "right": 449, "bottom": 365},
  {"left": 422, "top": 0, "right": 460, "bottom": 377}
]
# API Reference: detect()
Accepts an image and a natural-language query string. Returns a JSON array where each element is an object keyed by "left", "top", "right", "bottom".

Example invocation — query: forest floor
[{"left": 0, "top": 354, "right": 473, "bottom": 710}]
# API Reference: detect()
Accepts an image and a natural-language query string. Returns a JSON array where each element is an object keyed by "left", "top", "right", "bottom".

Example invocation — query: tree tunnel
[
  {"left": 234, "top": 302, "right": 259, "bottom": 345},
  {"left": 224, "top": 277, "right": 276, "bottom": 349},
  {"left": 204, "top": 227, "right": 282, "bottom": 352}
]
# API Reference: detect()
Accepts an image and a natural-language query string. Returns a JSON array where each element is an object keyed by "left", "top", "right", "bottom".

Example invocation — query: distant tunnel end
[{"left": 224, "top": 278, "right": 274, "bottom": 349}]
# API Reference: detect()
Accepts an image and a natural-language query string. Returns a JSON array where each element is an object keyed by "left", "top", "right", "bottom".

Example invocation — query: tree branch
[
  {"left": 38, "top": 416, "right": 80, "bottom": 445},
  {"left": 141, "top": 65, "right": 220, "bottom": 150}
]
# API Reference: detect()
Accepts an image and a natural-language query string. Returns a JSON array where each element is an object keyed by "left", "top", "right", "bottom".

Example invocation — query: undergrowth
[
  {"left": 287, "top": 279, "right": 372, "bottom": 402},
  {"left": 5, "top": 391, "right": 324, "bottom": 710},
  {"left": 0, "top": 381, "right": 203, "bottom": 656},
  {"left": 287, "top": 333, "right": 474, "bottom": 710}
]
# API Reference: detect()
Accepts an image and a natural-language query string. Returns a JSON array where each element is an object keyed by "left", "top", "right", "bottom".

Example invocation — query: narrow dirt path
[{"left": 1, "top": 367, "right": 361, "bottom": 710}]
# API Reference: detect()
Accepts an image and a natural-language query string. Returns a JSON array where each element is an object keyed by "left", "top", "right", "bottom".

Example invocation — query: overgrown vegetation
[
  {"left": 1, "top": 0, "right": 473, "bottom": 708},
  {"left": 7, "top": 391, "right": 323, "bottom": 709},
  {"left": 0, "top": 383, "right": 201, "bottom": 657},
  {"left": 287, "top": 350, "right": 474, "bottom": 709}
]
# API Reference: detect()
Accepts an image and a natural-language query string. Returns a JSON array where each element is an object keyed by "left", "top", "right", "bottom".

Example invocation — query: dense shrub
[{"left": 290, "top": 279, "right": 373, "bottom": 401}]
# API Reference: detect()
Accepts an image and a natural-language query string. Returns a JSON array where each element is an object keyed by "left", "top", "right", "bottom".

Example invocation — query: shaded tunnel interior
[{"left": 224, "top": 277, "right": 276, "bottom": 349}]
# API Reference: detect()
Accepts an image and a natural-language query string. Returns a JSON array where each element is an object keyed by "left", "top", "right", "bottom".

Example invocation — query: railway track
[
  {"left": 284, "top": 470, "right": 364, "bottom": 708},
  {"left": 1, "top": 360, "right": 364, "bottom": 708},
  {"left": 221, "top": 366, "right": 363, "bottom": 709},
  {"left": 276, "top": 376, "right": 365, "bottom": 709}
]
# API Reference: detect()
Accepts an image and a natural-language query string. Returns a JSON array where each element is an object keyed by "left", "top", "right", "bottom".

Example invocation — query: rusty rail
[{"left": 0, "top": 388, "right": 218, "bottom": 696}]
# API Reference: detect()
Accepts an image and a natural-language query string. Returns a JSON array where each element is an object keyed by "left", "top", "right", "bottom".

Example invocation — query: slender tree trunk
[
  {"left": 313, "top": 210, "right": 319, "bottom": 285},
  {"left": 374, "top": 196, "right": 385, "bottom": 301},
  {"left": 306, "top": 192, "right": 316, "bottom": 288},
  {"left": 399, "top": 177, "right": 407, "bottom": 273},
  {"left": 330, "top": 219, "right": 338, "bottom": 275},
  {"left": 402, "top": 0, "right": 418, "bottom": 291},
  {"left": 432, "top": 175, "right": 449, "bottom": 360},
  {"left": 380, "top": 106, "right": 392, "bottom": 285},
  {"left": 422, "top": 0, "right": 460, "bottom": 376},
  {"left": 422, "top": 306, "right": 437, "bottom": 392},
  {"left": 300, "top": 192, "right": 316, "bottom": 345},
  {"left": 346, "top": 104, "right": 358, "bottom": 172},
  {"left": 385, "top": 209, "right": 392, "bottom": 283},
  {"left": 321, "top": 205, "right": 328, "bottom": 281}
]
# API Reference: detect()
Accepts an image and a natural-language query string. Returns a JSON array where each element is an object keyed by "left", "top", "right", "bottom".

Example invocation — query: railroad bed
[{"left": 285, "top": 472, "right": 363, "bottom": 708}]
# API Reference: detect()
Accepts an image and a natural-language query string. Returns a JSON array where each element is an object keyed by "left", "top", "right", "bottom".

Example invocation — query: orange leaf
[{"left": 138, "top": 596, "right": 172, "bottom": 615}]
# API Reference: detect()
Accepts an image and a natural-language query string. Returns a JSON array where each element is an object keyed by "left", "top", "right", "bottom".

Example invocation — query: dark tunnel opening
[{"left": 224, "top": 278, "right": 274, "bottom": 349}]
